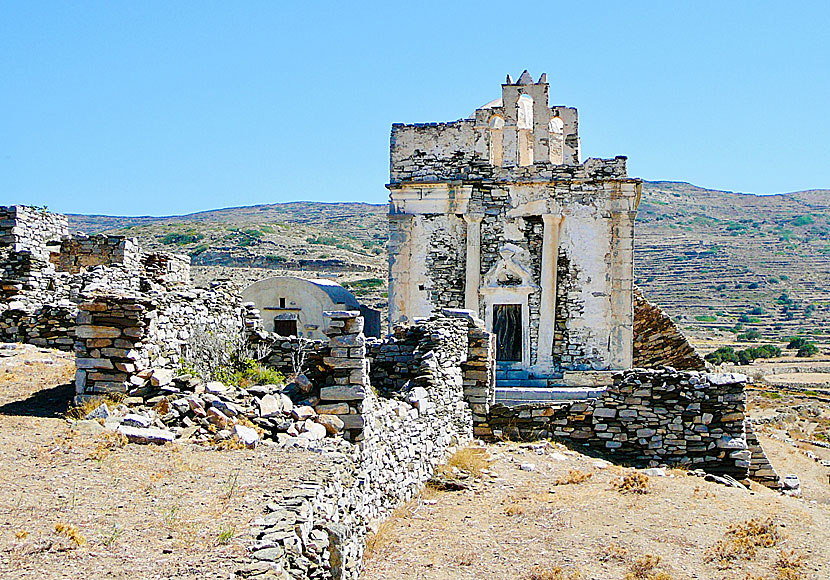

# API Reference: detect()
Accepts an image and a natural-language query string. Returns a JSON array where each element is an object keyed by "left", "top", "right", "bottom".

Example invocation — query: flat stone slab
[{"left": 117, "top": 425, "right": 176, "bottom": 444}]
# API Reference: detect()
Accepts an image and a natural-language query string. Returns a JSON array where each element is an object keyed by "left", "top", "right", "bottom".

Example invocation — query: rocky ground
[
  {"left": 0, "top": 344, "right": 315, "bottom": 579},
  {"left": 362, "top": 438, "right": 830, "bottom": 580},
  {"left": 4, "top": 344, "right": 830, "bottom": 580}
]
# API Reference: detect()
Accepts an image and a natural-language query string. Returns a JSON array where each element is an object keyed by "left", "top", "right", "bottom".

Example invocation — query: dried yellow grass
[
  {"left": 554, "top": 469, "right": 593, "bottom": 486},
  {"left": 54, "top": 522, "right": 86, "bottom": 546},
  {"left": 526, "top": 565, "right": 584, "bottom": 580},
  {"left": 705, "top": 518, "right": 782, "bottom": 569},
  {"left": 612, "top": 472, "right": 650, "bottom": 494}
]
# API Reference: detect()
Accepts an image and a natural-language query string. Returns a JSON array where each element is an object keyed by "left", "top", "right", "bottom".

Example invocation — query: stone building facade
[{"left": 387, "top": 72, "right": 642, "bottom": 384}]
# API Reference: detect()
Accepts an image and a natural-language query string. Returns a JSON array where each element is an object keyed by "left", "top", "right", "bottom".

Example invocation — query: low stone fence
[
  {"left": 74, "top": 285, "right": 243, "bottom": 397},
  {"left": 243, "top": 311, "right": 475, "bottom": 579},
  {"left": 480, "top": 369, "right": 750, "bottom": 479},
  {"left": 0, "top": 301, "right": 77, "bottom": 351}
]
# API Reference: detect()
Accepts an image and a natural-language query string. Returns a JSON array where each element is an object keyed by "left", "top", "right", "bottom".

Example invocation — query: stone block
[{"left": 320, "top": 385, "right": 366, "bottom": 401}]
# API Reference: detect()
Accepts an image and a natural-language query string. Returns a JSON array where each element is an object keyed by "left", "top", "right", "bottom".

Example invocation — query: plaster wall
[{"left": 242, "top": 277, "right": 352, "bottom": 340}]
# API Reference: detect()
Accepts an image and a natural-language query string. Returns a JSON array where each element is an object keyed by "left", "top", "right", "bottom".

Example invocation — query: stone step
[
  {"left": 496, "top": 378, "right": 550, "bottom": 388},
  {"left": 494, "top": 387, "right": 605, "bottom": 406}
]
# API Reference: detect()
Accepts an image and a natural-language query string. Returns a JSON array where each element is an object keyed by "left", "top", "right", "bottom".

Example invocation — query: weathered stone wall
[
  {"left": 633, "top": 287, "right": 706, "bottom": 370},
  {"left": 140, "top": 252, "right": 191, "bottom": 287},
  {"left": 74, "top": 286, "right": 244, "bottom": 397},
  {"left": 745, "top": 421, "right": 782, "bottom": 488},
  {"left": 244, "top": 312, "right": 476, "bottom": 580},
  {"left": 481, "top": 369, "right": 750, "bottom": 479},
  {"left": 0, "top": 302, "right": 76, "bottom": 350},
  {"left": 0, "top": 205, "right": 68, "bottom": 255},
  {"left": 51, "top": 235, "right": 141, "bottom": 274}
]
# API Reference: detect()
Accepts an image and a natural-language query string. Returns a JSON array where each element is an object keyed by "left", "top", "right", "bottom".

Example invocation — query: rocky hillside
[{"left": 67, "top": 182, "right": 830, "bottom": 347}]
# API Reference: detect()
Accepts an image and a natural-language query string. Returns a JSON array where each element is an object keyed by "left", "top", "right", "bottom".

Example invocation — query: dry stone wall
[
  {"left": 482, "top": 369, "right": 750, "bottom": 479},
  {"left": 745, "top": 421, "right": 783, "bottom": 488},
  {"left": 51, "top": 235, "right": 141, "bottom": 274},
  {"left": 633, "top": 286, "right": 706, "bottom": 370},
  {"left": 74, "top": 285, "right": 243, "bottom": 397},
  {"left": 0, "top": 205, "right": 67, "bottom": 254},
  {"left": 242, "top": 312, "right": 476, "bottom": 580}
]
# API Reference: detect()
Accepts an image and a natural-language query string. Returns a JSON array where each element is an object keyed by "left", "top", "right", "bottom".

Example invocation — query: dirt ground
[
  {"left": 364, "top": 443, "right": 830, "bottom": 579},
  {"left": 0, "top": 344, "right": 310, "bottom": 580}
]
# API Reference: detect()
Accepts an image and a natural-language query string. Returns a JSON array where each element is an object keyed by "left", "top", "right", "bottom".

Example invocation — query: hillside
[{"left": 66, "top": 182, "right": 830, "bottom": 348}]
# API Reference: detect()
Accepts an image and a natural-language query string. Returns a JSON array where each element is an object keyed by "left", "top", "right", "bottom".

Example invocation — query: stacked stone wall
[
  {"left": 0, "top": 205, "right": 68, "bottom": 254},
  {"left": 633, "top": 286, "right": 706, "bottom": 370},
  {"left": 74, "top": 285, "right": 244, "bottom": 397},
  {"left": 0, "top": 302, "right": 76, "bottom": 350},
  {"left": 745, "top": 421, "right": 783, "bottom": 488},
  {"left": 141, "top": 252, "right": 191, "bottom": 287},
  {"left": 245, "top": 312, "right": 475, "bottom": 579},
  {"left": 481, "top": 369, "right": 750, "bottom": 479},
  {"left": 51, "top": 235, "right": 141, "bottom": 274}
]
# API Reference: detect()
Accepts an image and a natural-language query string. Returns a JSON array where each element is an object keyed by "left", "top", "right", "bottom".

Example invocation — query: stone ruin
[{"left": 0, "top": 74, "right": 787, "bottom": 578}]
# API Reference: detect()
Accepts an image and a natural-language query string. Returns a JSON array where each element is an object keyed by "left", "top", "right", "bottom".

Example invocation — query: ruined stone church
[{"left": 387, "top": 71, "right": 642, "bottom": 387}]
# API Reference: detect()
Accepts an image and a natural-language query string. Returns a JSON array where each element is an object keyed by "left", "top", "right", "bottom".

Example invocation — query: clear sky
[{"left": 2, "top": 1, "right": 829, "bottom": 216}]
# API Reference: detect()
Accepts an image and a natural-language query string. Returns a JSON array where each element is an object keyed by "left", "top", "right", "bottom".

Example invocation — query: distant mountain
[{"left": 67, "top": 182, "right": 830, "bottom": 349}]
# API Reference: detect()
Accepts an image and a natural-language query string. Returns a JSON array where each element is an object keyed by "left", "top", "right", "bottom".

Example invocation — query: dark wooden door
[
  {"left": 493, "top": 304, "right": 522, "bottom": 362},
  {"left": 274, "top": 319, "right": 298, "bottom": 337}
]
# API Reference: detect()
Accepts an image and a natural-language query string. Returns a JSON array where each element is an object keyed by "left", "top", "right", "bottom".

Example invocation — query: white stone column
[
  {"left": 537, "top": 214, "right": 562, "bottom": 372},
  {"left": 464, "top": 214, "right": 483, "bottom": 315}
]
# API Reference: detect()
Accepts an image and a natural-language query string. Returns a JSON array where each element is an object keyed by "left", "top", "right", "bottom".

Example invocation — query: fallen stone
[
  {"left": 205, "top": 381, "right": 227, "bottom": 394},
  {"left": 234, "top": 424, "right": 260, "bottom": 447},
  {"left": 259, "top": 394, "right": 282, "bottom": 417},
  {"left": 149, "top": 368, "right": 174, "bottom": 387},
  {"left": 117, "top": 425, "right": 175, "bottom": 444},
  {"left": 121, "top": 413, "right": 152, "bottom": 428},
  {"left": 291, "top": 405, "right": 315, "bottom": 421},
  {"left": 316, "top": 414, "right": 345, "bottom": 435},
  {"left": 70, "top": 419, "right": 106, "bottom": 435},
  {"left": 84, "top": 403, "right": 110, "bottom": 420}
]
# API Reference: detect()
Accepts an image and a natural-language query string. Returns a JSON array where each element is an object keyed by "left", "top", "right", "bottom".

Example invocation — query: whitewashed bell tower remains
[{"left": 387, "top": 71, "right": 642, "bottom": 388}]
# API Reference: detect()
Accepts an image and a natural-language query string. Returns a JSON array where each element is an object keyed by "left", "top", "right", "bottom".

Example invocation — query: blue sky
[{"left": 2, "top": 1, "right": 829, "bottom": 216}]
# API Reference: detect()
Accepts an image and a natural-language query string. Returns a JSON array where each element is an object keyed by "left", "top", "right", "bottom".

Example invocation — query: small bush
[
  {"left": 705, "top": 518, "right": 781, "bottom": 569},
  {"left": 554, "top": 469, "right": 593, "bottom": 486},
  {"left": 527, "top": 566, "right": 583, "bottom": 580},
  {"left": 624, "top": 554, "right": 673, "bottom": 580},
  {"left": 796, "top": 343, "right": 819, "bottom": 358},
  {"left": 612, "top": 472, "right": 650, "bottom": 494},
  {"left": 446, "top": 446, "right": 491, "bottom": 477},
  {"left": 54, "top": 522, "right": 87, "bottom": 547}
]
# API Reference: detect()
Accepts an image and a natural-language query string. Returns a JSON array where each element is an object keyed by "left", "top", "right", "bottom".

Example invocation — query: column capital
[
  {"left": 541, "top": 213, "right": 563, "bottom": 225},
  {"left": 463, "top": 213, "right": 484, "bottom": 224}
]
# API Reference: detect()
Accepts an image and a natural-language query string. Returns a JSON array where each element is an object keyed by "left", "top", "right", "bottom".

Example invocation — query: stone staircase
[{"left": 495, "top": 364, "right": 606, "bottom": 406}]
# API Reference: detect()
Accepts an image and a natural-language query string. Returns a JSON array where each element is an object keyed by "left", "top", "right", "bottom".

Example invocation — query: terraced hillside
[{"left": 67, "top": 182, "right": 830, "bottom": 349}]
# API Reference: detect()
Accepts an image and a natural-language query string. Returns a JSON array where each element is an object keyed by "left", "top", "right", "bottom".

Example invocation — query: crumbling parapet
[
  {"left": 0, "top": 205, "right": 68, "bottom": 255},
  {"left": 745, "top": 421, "right": 783, "bottom": 488},
  {"left": 633, "top": 286, "right": 706, "bottom": 370},
  {"left": 50, "top": 235, "right": 141, "bottom": 274},
  {"left": 482, "top": 369, "right": 750, "bottom": 480}
]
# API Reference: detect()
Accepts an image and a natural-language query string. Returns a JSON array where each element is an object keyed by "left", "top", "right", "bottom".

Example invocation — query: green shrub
[
  {"left": 161, "top": 232, "right": 204, "bottom": 245},
  {"left": 787, "top": 336, "right": 809, "bottom": 349},
  {"left": 705, "top": 347, "right": 739, "bottom": 365},
  {"left": 797, "top": 343, "right": 819, "bottom": 358},
  {"left": 737, "top": 329, "right": 762, "bottom": 342},
  {"left": 695, "top": 315, "right": 718, "bottom": 322},
  {"left": 792, "top": 215, "right": 814, "bottom": 227}
]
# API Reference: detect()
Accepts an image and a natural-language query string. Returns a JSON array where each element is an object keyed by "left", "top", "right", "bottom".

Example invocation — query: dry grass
[
  {"left": 772, "top": 549, "right": 808, "bottom": 580},
  {"left": 600, "top": 542, "right": 629, "bottom": 563},
  {"left": 364, "top": 501, "right": 416, "bottom": 560},
  {"left": 612, "top": 472, "right": 651, "bottom": 494},
  {"left": 446, "top": 446, "right": 491, "bottom": 477},
  {"left": 554, "top": 469, "right": 593, "bottom": 486},
  {"left": 705, "top": 518, "right": 782, "bottom": 569},
  {"left": 526, "top": 565, "right": 584, "bottom": 580},
  {"left": 54, "top": 522, "right": 86, "bottom": 547},
  {"left": 87, "top": 430, "right": 128, "bottom": 461},
  {"left": 65, "top": 394, "right": 124, "bottom": 420},
  {"left": 624, "top": 554, "right": 673, "bottom": 580}
]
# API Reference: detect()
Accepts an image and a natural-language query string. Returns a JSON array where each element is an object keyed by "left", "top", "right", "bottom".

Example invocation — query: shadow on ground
[{"left": 0, "top": 382, "right": 73, "bottom": 418}]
